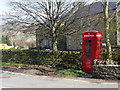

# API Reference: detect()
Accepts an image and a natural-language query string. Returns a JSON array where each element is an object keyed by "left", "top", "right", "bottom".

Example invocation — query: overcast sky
[
  {"left": 0, "top": 0, "right": 118, "bottom": 22},
  {"left": 0, "top": 0, "right": 10, "bottom": 13},
  {"left": 0, "top": 0, "right": 95, "bottom": 15},
  {"left": 0, "top": 0, "right": 118, "bottom": 13}
]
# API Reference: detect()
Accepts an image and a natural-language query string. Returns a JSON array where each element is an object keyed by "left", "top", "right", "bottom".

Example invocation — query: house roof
[{"left": 72, "top": 2, "right": 116, "bottom": 18}]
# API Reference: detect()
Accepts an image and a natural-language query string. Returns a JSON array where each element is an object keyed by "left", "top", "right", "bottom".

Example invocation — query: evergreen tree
[
  {"left": 2, "top": 35, "right": 6, "bottom": 44},
  {"left": 5, "top": 35, "right": 12, "bottom": 46},
  {"left": 1, "top": 35, "right": 12, "bottom": 46}
]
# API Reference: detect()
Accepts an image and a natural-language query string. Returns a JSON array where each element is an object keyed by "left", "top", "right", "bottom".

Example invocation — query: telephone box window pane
[
  {"left": 86, "top": 40, "right": 92, "bottom": 43},
  {"left": 86, "top": 44, "right": 91, "bottom": 46},
  {"left": 98, "top": 44, "right": 102, "bottom": 46},
  {"left": 86, "top": 47, "right": 91, "bottom": 50},
  {"left": 98, "top": 47, "right": 101, "bottom": 49},
  {"left": 86, "top": 58, "right": 89, "bottom": 60},
  {"left": 98, "top": 51, "right": 101, "bottom": 53},
  {"left": 86, "top": 55, "right": 91, "bottom": 57},
  {"left": 98, "top": 40, "right": 102, "bottom": 42},
  {"left": 86, "top": 50, "right": 91, "bottom": 53}
]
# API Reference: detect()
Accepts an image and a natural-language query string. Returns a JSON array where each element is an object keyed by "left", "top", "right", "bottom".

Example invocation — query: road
[{"left": 0, "top": 70, "right": 119, "bottom": 88}]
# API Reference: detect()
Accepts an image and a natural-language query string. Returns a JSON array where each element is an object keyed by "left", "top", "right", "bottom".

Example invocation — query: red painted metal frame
[{"left": 82, "top": 30, "right": 103, "bottom": 73}]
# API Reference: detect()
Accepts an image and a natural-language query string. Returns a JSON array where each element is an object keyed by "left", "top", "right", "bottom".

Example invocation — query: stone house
[{"left": 36, "top": 2, "right": 120, "bottom": 50}]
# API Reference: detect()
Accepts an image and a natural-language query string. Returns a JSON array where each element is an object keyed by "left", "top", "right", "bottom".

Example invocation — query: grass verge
[
  {"left": 1, "top": 62, "right": 86, "bottom": 78},
  {"left": 1, "top": 62, "right": 26, "bottom": 66},
  {"left": 55, "top": 69, "right": 86, "bottom": 78}
]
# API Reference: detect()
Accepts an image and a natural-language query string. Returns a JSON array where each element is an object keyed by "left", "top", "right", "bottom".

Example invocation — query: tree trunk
[
  {"left": 104, "top": 0, "right": 112, "bottom": 61},
  {"left": 52, "top": 26, "right": 58, "bottom": 51},
  {"left": 116, "top": 1, "right": 120, "bottom": 45}
]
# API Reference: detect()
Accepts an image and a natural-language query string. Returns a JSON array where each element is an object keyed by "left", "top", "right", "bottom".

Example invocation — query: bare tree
[
  {"left": 101, "top": 0, "right": 120, "bottom": 63},
  {"left": 116, "top": 0, "right": 120, "bottom": 45},
  {"left": 3, "top": 0, "right": 85, "bottom": 51},
  {"left": 104, "top": 0, "right": 112, "bottom": 62}
]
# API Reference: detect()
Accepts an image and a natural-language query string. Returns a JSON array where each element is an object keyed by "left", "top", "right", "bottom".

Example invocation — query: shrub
[
  {"left": 103, "top": 47, "right": 120, "bottom": 64},
  {"left": 112, "top": 49, "right": 120, "bottom": 61}
]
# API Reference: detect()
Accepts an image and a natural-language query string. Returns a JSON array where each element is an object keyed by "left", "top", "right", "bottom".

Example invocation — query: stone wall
[{"left": 93, "top": 65, "right": 120, "bottom": 80}]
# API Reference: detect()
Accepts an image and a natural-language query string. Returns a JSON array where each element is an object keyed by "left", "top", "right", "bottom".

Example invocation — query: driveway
[{"left": 0, "top": 70, "right": 119, "bottom": 88}]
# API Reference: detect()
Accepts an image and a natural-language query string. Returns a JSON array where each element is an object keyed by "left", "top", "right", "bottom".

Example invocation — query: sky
[
  {"left": 0, "top": 0, "right": 118, "bottom": 20},
  {"left": 0, "top": 0, "right": 11, "bottom": 14},
  {"left": 0, "top": 0, "right": 118, "bottom": 13},
  {"left": 0, "top": 0, "right": 93, "bottom": 22},
  {"left": 0, "top": 0, "right": 95, "bottom": 15}
]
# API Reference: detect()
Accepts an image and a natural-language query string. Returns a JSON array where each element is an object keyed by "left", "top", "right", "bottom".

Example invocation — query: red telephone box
[{"left": 82, "top": 30, "right": 103, "bottom": 73}]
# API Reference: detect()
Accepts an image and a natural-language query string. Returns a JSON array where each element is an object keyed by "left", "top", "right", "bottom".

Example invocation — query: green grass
[
  {"left": 55, "top": 69, "right": 86, "bottom": 78},
  {"left": 0, "top": 62, "right": 27, "bottom": 66}
]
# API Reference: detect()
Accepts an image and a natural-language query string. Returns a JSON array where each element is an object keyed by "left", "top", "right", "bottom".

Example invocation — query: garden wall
[{"left": 93, "top": 65, "right": 120, "bottom": 80}]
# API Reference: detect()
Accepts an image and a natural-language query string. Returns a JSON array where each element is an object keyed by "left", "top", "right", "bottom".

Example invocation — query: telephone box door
[{"left": 82, "top": 39, "right": 94, "bottom": 73}]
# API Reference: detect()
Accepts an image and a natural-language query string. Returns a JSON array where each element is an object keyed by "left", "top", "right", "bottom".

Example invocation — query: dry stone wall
[{"left": 93, "top": 65, "right": 120, "bottom": 80}]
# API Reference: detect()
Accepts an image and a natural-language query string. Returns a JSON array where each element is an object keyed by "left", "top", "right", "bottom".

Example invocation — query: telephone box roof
[{"left": 83, "top": 30, "right": 102, "bottom": 33}]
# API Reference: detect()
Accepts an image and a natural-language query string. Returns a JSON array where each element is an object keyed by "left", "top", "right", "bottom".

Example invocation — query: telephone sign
[
  {"left": 84, "top": 35, "right": 94, "bottom": 37},
  {"left": 82, "top": 30, "right": 103, "bottom": 73}
]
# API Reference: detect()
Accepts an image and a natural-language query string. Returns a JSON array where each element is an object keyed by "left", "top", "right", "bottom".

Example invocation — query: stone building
[{"left": 36, "top": 2, "right": 120, "bottom": 50}]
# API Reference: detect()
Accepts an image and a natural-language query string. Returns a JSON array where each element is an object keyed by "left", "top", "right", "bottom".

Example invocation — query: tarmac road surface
[{"left": 0, "top": 70, "right": 119, "bottom": 88}]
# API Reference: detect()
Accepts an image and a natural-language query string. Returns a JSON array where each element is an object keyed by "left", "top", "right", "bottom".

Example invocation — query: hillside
[{"left": 1, "top": 30, "right": 36, "bottom": 48}]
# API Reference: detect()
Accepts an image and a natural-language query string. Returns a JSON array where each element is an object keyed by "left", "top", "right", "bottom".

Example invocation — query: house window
[
  {"left": 43, "top": 40, "right": 47, "bottom": 46},
  {"left": 68, "top": 39, "right": 72, "bottom": 46}
]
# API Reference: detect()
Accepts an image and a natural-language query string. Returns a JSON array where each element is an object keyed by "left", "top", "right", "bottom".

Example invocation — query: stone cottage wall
[{"left": 93, "top": 65, "right": 120, "bottom": 80}]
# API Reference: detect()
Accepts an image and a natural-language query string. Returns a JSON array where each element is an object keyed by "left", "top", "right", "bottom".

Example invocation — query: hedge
[
  {"left": 2, "top": 48, "right": 120, "bottom": 69},
  {"left": 2, "top": 50, "right": 82, "bottom": 69}
]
